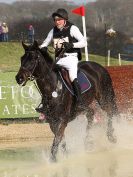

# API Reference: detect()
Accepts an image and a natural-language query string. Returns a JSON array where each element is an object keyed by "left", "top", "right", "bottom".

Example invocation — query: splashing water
[{"left": 0, "top": 111, "right": 133, "bottom": 177}]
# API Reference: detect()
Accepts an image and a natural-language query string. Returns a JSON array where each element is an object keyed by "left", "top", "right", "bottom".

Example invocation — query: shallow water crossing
[{"left": 0, "top": 113, "right": 133, "bottom": 177}]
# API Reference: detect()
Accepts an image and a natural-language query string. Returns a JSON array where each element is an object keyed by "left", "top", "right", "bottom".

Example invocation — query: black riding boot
[{"left": 72, "top": 78, "right": 82, "bottom": 103}]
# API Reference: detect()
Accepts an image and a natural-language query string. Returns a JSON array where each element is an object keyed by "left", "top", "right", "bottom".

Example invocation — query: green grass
[
  {"left": 82, "top": 53, "right": 133, "bottom": 66},
  {"left": 0, "top": 42, "right": 24, "bottom": 72},
  {"left": 0, "top": 42, "right": 132, "bottom": 72}
]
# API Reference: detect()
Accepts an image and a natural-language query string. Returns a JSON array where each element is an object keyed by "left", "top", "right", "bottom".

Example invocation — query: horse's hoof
[
  {"left": 108, "top": 135, "right": 117, "bottom": 143},
  {"left": 50, "top": 155, "right": 57, "bottom": 163}
]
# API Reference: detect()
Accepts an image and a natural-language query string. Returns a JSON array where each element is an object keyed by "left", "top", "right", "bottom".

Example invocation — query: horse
[{"left": 15, "top": 41, "right": 118, "bottom": 161}]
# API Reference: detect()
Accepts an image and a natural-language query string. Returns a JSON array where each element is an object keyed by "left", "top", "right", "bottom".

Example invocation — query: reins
[
  {"left": 33, "top": 80, "right": 42, "bottom": 97},
  {"left": 21, "top": 46, "right": 66, "bottom": 96},
  {"left": 50, "top": 48, "right": 66, "bottom": 72},
  {"left": 55, "top": 48, "right": 66, "bottom": 64}
]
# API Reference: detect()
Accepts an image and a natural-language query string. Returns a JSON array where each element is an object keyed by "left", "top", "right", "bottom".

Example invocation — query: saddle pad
[
  {"left": 59, "top": 71, "right": 91, "bottom": 95},
  {"left": 78, "top": 71, "right": 91, "bottom": 94}
]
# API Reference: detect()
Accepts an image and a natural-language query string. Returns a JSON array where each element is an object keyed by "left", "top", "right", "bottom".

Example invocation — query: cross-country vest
[{"left": 53, "top": 21, "right": 82, "bottom": 60}]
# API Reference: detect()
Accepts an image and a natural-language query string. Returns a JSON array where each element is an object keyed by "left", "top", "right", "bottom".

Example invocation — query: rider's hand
[
  {"left": 63, "top": 42, "right": 73, "bottom": 51},
  {"left": 39, "top": 47, "right": 47, "bottom": 54}
]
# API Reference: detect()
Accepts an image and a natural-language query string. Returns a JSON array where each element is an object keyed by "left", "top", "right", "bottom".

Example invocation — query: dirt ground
[
  {"left": 0, "top": 123, "right": 53, "bottom": 149},
  {"left": 107, "top": 65, "right": 133, "bottom": 113}
]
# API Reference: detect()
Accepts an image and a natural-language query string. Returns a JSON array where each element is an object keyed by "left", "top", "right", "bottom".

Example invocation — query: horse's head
[{"left": 16, "top": 40, "right": 43, "bottom": 86}]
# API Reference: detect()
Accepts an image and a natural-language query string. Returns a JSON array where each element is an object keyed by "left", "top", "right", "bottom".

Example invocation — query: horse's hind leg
[
  {"left": 85, "top": 108, "right": 94, "bottom": 149},
  {"left": 98, "top": 98, "right": 117, "bottom": 143},
  {"left": 106, "top": 111, "right": 117, "bottom": 143}
]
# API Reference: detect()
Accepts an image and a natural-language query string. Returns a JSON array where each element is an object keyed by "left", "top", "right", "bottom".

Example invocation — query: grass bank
[
  {"left": 0, "top": 42, "right": 24, "bottom": 72},
  {"left": 0, "top": 42, "right": 132, "bottom": 72}
]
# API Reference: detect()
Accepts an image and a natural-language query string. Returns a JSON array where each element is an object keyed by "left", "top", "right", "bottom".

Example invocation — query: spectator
[
  {"left": 2, "top": 22, "right": 9, "bottom": 42},
  {"left": 0, "top": 22, "right": 3, "bottom": 42},
  {"left": 28, "top": 24, "right": 35, "bottom": 44}
]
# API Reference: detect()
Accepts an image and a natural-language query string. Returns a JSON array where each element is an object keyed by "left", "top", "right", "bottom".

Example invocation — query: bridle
[
  {"left": 20, "top": 49, "right": 47, "bottom": 95},
  {"left": 20, "top": 50, "right": 42, "bottom": 82},
  {"left": 20, "top": 46, "right": 66, "bottom": 90},
  {"left": 20, "top": 48, "right": 59, "bottom": 90}
]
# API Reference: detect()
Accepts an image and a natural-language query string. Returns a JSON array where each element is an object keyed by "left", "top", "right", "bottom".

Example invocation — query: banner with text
[{"left": 0, "top": 72, "right": 41, "bottom": 118}]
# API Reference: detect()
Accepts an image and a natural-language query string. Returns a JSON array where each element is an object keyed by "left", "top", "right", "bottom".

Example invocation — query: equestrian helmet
[{"left": 52, "top": 8, "right": 68, "bottom": 20}]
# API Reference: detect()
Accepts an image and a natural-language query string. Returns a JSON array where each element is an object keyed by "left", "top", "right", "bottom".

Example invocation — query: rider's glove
[
  {"left": 63, "top": 42, "right": 74, "bottom": 51},
  {"left": 39, "top": 47, "right": 47, "bottom": 55},
  {"left": 40, "top": 47, "right": 47, "bottom": 53}
]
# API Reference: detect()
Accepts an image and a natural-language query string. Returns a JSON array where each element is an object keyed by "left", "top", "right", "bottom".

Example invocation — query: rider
[{"left": 36, "top": 8, "right": 87, "bottom": 113}]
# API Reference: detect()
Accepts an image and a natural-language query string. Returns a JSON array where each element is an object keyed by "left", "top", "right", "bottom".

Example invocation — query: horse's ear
[{"left": 22, "top": 41, "right": 29, "bottom": 51}]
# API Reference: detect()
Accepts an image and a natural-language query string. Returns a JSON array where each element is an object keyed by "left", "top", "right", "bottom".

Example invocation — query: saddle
[{"left": 58, "top": 68, "right": 91, "bottom": 95}]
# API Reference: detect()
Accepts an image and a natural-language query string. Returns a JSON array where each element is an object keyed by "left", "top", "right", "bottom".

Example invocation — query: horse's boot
[
  {"left": 35, "top": 103, "right": 44, "bottom": 113},
  {"left": 72, "top": 78, "right": 82, "bottom": 104}
]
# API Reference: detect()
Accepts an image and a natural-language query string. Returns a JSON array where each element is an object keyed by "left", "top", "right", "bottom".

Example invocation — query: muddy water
[{"left": 0, "top": 114, "right": 133, "bottom": 177}]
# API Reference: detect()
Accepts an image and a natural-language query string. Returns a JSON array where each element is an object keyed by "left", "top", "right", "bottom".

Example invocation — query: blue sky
[{"left": 0, "top": 0, "right": 95, "bottom": 4}]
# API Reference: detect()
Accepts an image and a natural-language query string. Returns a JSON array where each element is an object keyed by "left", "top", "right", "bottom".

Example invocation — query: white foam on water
[{"left": 0, "top": 112, "right": 133, "bottom": 177}]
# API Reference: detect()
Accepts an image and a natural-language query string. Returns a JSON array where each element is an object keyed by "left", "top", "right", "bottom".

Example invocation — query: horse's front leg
[
  {"left": 50, "top": 121, "right": 67, "bottom": 162},
  {"left": 61, "top": 135, "right": 67, "bottom": 154}
]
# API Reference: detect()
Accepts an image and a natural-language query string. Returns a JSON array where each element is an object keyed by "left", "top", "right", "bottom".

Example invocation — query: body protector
[{"left": 53, "top": 21, "right": 82, "bottom": 60}]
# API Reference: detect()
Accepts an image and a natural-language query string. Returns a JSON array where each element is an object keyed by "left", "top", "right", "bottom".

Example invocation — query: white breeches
[{"left": 56, "top": 53, "right": 78, "bottom": 82}]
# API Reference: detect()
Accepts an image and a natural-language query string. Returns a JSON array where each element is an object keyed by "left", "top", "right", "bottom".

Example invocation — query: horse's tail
[{"left": 98, "top": 68, "right": 118, "bottom": 117}]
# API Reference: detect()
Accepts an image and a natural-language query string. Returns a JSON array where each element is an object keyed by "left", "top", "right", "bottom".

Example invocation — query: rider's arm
[
  {"left": 40, "top": 29, "right": 53, "bottom": 48},
  {"left": 70, "top": 25, "right": 87, "bottom": 48}
]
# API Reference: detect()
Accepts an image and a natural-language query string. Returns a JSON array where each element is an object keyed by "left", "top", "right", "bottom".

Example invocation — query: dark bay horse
[{"left": 16, "top": 41, "right": 118, "bottom": 161}]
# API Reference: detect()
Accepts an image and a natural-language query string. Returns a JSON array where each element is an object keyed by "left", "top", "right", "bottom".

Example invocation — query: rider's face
[{"left": 54, "top": 17, "right": 66, "bottom": 29}]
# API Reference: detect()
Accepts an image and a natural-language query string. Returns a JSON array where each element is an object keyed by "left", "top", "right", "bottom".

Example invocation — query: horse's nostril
[{"left": 15, "top": 75, "right": 24, "bottom": 84}]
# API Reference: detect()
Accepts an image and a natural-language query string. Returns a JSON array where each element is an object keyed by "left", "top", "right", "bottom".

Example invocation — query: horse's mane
[
  {"left": 40, "top": 50, "right": 54, "bottom": 66},
  {"left": 25, "top": 41, "right": 54, "bottom": 66}
]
